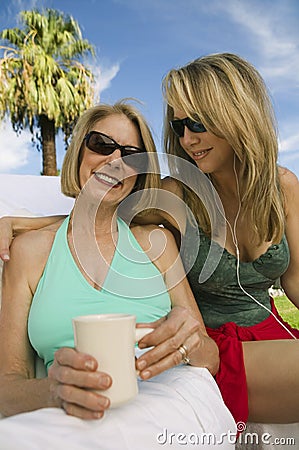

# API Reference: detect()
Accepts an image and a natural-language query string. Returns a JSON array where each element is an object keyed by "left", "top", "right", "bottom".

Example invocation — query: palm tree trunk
[{"left": 39, "top": 114, "right": 57, "bottom": 176}]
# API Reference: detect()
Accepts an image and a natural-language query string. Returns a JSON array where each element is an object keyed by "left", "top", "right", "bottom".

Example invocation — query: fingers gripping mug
[{"left": 72, "top": 314, "right": 153, "bottom": 407}]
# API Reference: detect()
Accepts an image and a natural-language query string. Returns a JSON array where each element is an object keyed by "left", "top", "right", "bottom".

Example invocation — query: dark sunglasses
[
  {"left": 83, "top": 131, "right": 147, "bottom": 171},
  {"left": 169, "top": 117, "right": 207, "bottom": 138}
]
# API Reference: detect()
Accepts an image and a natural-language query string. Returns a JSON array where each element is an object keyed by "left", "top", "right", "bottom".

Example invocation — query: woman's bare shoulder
[
  {"left": 11, "top": 218, "right": 64, "bottom": 252},
  {"left": 278, "top": 166, "right": 299, "bottom": 215},
  {"left": 130, "top": 224, "right": 180, "bottom": 278},
  {"left": 8, "top": 219, "right": 65, "bottom": 279},
  {"left": 278, "top": 166, "right": 299, "bottom": 197},
  {"left": 279, "top": 166, "right": 299, "bottom": 187},
  {"left": 130, "top": 224, "right": 176, "bottom": 256}
]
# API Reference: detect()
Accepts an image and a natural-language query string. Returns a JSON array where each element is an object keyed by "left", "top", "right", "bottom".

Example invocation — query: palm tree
[{"left": 0, "top": 9, "right": 95, "bottom": 175}]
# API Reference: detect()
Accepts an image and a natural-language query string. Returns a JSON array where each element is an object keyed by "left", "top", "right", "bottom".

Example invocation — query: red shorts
[{"left": 207, "top": 300, "right": 299, "bottom": 424}]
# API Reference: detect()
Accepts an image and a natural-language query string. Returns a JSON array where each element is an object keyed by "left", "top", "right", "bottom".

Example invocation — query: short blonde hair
[
  {"left": 61, "top": 100, "right": 161, "bottom": 213},
  {"left": 162, "top": 53, "right": 284, "bottom": 243}
]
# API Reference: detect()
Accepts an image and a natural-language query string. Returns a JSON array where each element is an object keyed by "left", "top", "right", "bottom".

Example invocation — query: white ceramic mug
[{"left": 72, "top": 313, "right": 153, "bottom": 408}]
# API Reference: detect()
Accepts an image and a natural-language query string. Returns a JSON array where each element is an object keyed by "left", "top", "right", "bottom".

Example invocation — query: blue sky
[{"left": 0, "top": 0, "right": 298, "bottom": 176}]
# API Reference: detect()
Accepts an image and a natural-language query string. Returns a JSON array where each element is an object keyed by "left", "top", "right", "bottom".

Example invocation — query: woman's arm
[
  {"left": 0, "top": 215, "right": 65, "bottom": 261},
  {"left": 0, "top": 232, "right": 56, "bottom": 416},
  {"left": 280, "top": 169, "right": 299, "bottom": 308},
  {"left": 0, "top": 230, "right": 111, "bottom": 419},
  {"left": 0, "top": 177, "right": 185, "bottom": 262},
  {"left": 133, "top": 225, "right": 219, "bottom": 378}
]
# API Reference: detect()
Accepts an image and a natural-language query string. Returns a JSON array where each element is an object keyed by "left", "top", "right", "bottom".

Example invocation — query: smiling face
[
  {"left": 172, "top": 108, "right": 235, "bottom": 176},
  {"left": 79, "top": 113, "right": 142, "bottom": 207}
]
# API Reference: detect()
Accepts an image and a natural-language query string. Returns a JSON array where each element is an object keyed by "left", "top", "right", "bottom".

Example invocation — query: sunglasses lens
[
  {"left": 123, "top": 152, "right": 148, "bottom": 173},
  {"left": 86, "top": 133, "right": 116, "bottom": 155},
  {"left": 170, "top": 118, "right": 207, "bottom": 137},
  {"left": 187, "top": 119, "right": 206, "bottom": 133},
  {"left": 84, "top": 132, "right": 147, "bottom": 172},
  {"left": 170, "top": 120, "right": 184, "bottom": 137}
]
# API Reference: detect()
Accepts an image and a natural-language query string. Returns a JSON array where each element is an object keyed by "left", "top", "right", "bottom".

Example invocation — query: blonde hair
[
  {"left": 162, "top": 52, "right": 285, "bottom": 243},
  {"left": 61, "top": 100, "right": 161, "bottom": 214}
]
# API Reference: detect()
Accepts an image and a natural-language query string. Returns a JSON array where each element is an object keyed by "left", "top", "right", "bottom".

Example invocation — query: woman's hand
[
  {"left": 48, "top": 347, "right": 112, "bottom": 420},
  {"left": 0, "top": 215, "right": 65, "bottom": 262},
  {"left": 136, "top": 306, "right": 219, "bottom": 379},
  {"left": 0, "top": 217, "right": 13, "bottom": 262}
]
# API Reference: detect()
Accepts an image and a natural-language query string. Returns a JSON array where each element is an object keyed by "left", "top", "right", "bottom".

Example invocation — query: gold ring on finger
[{"left": 178, "top": 344, "right": 190, "bottom": 365}]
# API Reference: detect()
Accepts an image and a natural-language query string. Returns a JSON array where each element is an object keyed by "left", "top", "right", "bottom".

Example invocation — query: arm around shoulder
[{"left": 0, "top": 215, "right": 65, "bottom": 262}]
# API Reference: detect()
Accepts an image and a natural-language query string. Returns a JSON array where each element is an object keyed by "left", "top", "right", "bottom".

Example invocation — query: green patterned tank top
[{"left": 181, "top": 219, "right": 290, "bottom": 328}]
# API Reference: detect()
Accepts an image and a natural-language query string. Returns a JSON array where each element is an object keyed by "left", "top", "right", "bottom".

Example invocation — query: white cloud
[
  {"left": 91, "top": 63, "right": 120, "bottom": 103},
  {"left": 279, "top": 132, "right": 299, "bottom": 152},
  {"left": 278, "top": 149, "right": 299, "bottom": 176},
  {"left": 277, "top": 118, "right": 299, "bottom": 154},
  {"left": 124, "top": 0, "right": 299, "bottom": 87},
  {"left": 280, "top": 152, "right": 299, "bottom": 162},
  {"left": 0, "top": 122, "right": 31, "bottom": 172},
  {"left": 214, "top": 0, "right": 299, "bottom": 85}
]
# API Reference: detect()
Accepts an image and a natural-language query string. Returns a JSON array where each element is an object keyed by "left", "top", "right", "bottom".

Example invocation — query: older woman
[{"left": 0, "top": 101, "right": 236, "bottom": 449}]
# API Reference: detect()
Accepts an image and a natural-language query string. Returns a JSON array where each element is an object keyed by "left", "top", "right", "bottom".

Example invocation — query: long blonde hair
[{"left": 162, "top": 53, "right": 285, "bottom": 243}]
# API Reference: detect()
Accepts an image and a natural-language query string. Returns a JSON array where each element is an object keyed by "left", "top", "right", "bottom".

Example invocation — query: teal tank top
[
  {"left": 28, "top": 217, "right": 171, "bottom": 371},
  {"left": 182, "top": 219, "right": 290, "bottom": 328}
]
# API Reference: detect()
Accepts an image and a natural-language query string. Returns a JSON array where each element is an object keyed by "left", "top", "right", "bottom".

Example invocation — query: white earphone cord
[{"left": 220, "top": 158, "right": 297, "bottom": 340}]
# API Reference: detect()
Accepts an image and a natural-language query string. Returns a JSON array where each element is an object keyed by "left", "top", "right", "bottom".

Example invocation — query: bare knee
[{"left": 242, "top": 340, "right": 299, "bottom": 423}]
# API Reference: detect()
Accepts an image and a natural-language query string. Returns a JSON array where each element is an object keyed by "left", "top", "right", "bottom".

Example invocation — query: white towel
[{"left": 0, "top": 366, "right": 236, "bottom": 450}]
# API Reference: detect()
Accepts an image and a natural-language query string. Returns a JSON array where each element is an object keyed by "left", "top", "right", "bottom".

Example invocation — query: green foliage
[
  {"left": 274, "top": 295, "right": 299, "bottom": 330},
  {"left": 1, "top": 8, "right": 95, "bottom": 130},
  {"left": 0, "top": 8, "right": 96, "bottom": 174}
]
